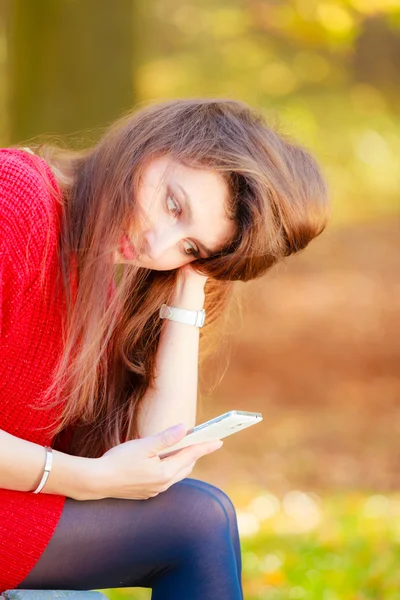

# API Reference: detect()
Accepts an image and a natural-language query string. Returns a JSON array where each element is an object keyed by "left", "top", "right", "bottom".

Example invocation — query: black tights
[{"left": 17, "top": 478, "right": 243, "bottom": 599}]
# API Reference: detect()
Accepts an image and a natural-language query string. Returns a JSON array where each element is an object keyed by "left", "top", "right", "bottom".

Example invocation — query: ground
[{"left": 194, "top": 217, "right": 400, "bottom": 494}]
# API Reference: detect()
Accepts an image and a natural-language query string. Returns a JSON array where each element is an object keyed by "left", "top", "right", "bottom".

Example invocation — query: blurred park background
[{"left": 1, "top": 0, "right": 399, "bottom": 598}]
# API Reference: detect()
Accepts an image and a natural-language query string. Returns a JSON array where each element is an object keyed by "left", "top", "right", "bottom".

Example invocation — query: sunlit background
[{"left": 1, "top": 1, "right": 399, "bottom": 598}]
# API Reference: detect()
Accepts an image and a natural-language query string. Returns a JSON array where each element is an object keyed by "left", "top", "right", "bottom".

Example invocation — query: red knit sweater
[{"left": 0, "top": 148, "right": 69, "bottom": 591}]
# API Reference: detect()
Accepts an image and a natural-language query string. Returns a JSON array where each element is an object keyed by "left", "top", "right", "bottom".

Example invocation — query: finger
[
  {"left": 161, "top": 440, "right": 223, "bottom": 475},
  {"left": 144, "top": 423, "right": 187, "bottom": 456},
  {"left": 166, "top": 460, "right": 197, "bottom": 489}
]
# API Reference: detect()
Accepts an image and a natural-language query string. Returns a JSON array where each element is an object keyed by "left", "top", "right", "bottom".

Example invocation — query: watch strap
[{"left": 159, "top": 304, "right": 206, "bottom": 328}]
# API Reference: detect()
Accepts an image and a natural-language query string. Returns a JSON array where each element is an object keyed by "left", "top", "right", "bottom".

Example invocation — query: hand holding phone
[{"left": 157, "top": 410, "right": 263, "bottom": 459}]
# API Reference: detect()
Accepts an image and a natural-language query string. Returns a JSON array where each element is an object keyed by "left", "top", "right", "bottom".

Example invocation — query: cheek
[{"left": 132, "top": 189, "right": 158, "bottom": 230}]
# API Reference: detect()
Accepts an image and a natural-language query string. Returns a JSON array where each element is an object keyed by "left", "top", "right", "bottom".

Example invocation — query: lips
[{"left": 120, "top": 234, "right": 137, "bottom": 260}]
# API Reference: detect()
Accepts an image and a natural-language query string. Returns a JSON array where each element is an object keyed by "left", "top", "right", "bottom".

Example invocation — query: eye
[
  {"left": 182, "top": 240, "right": 199, "bottom": 256},
  {"left": 166, "top": 194, "right": 181, "bottom": 217},
  {"left": 166, "top": 188, "right": 200, "bottom": 258}
]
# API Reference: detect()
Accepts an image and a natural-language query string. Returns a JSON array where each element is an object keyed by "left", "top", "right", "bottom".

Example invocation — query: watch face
[{"left": 159, "top": 304, "right": 173, "bottom": 319}]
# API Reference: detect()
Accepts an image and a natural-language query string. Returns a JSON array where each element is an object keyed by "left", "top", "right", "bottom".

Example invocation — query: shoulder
[
  {"left": 0, "top": 147, "right": 61, "bottom": 226},
  {"left": 0, "top": 148, "right": 62, "bottom": 275}
]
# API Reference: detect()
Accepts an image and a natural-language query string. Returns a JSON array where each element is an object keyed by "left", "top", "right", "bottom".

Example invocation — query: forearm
[
  {"left": 0, "top": 428, "right": 98, "bottom": 501},
  {"left": 137, "top": 279, "right": 205, "bottom": 437}
]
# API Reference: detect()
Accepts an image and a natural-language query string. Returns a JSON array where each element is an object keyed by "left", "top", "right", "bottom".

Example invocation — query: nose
[{"left": 143, "top": 227, "right": 180, "bottom": 260}]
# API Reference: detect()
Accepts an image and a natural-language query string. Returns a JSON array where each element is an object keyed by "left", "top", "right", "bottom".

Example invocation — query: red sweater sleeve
[{"left": 0, "top": 148, "right": 61, "bottom": 334}]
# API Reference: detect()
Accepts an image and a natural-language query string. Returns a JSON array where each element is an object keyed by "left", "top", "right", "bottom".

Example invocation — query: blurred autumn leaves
[
  {"left": 1, "top": 0, "right": 399, "bottom": 224},
  {"left": 134, "top": 0, "right": 400, "bottom": 224}
]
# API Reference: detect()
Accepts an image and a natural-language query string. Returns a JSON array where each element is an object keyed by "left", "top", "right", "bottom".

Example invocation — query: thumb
[{"left": 146, "top": 423, "right": 187, "bottom": 454}]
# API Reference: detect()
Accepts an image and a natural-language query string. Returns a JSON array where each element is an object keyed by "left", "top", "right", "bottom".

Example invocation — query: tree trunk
[{"left": 7, "top": 0, "right": 135, "bottom": 146}]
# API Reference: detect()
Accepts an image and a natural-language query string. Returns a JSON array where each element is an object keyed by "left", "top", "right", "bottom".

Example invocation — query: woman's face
[{"left": 115, "top": 156, "right": 237, "bottom": 271}]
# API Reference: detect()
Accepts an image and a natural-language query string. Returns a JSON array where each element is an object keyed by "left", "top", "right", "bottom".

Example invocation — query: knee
[{"left": 171, "top": 477, "right": 239, "bottom": 536}]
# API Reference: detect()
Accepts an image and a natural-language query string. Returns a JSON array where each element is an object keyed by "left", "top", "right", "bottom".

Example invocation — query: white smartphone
[{"left": 157, "top": 410, "right": 263, "bottom": 458}]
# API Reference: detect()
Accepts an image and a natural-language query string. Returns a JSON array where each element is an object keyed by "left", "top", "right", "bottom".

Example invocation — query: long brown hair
[{"left": 27, "top": 98, "right": 329, "bottom": 458}]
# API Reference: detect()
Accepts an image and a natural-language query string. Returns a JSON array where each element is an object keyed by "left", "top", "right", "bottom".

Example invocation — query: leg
[{"left": 17, "top": 477, "right": 243, "bottom": 600}]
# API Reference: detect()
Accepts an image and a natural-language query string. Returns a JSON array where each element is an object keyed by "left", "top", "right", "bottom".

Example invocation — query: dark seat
[{"left": 1, "top": 591, "right": 108, "bottom": 599}]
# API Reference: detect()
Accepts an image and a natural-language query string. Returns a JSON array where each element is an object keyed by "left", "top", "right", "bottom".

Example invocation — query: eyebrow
[{"left": 176, "top": 183, "right": 216, "bottom": 258}]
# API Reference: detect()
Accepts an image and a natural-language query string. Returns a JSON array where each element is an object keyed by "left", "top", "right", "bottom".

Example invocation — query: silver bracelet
[{"left": 32, "top": 446, "right": 53, "bottom": 494}]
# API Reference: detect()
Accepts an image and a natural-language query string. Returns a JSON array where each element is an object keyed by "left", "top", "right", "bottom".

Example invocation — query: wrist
[
  {"left": 171, "top": 281, "right": 205, "bottom": 311},
  {"left": 71, "top": 456, "right": 108, "bottom": 501},
  {"left": 173, "top": 265, "right": 207, "bottom": 306},
  {"left": 89, "top": 457, "right": 118, "bottom": 501},
  {"left": 40, "top": 450, "right": 102, "bottom": 501}
]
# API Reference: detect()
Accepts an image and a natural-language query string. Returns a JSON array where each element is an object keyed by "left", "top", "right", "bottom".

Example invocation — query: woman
[{"left": 0, "top": 98, "right": 329, "bottom": 599}]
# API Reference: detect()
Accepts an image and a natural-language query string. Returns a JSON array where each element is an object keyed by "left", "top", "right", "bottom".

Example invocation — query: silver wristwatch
[{"left": 159, "top": 303, "right": 206, "bottom": 328}]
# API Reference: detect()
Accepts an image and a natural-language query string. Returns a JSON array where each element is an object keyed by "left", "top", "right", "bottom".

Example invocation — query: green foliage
[
  {"left": 135, "top": 0, "right": 400, "bottom": 225},
  {"left": 239, "top": 491, "right": 400, "bottom": 599},
  {"left": 97, "top": 490, "right": 400, "bottom": 600}
]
